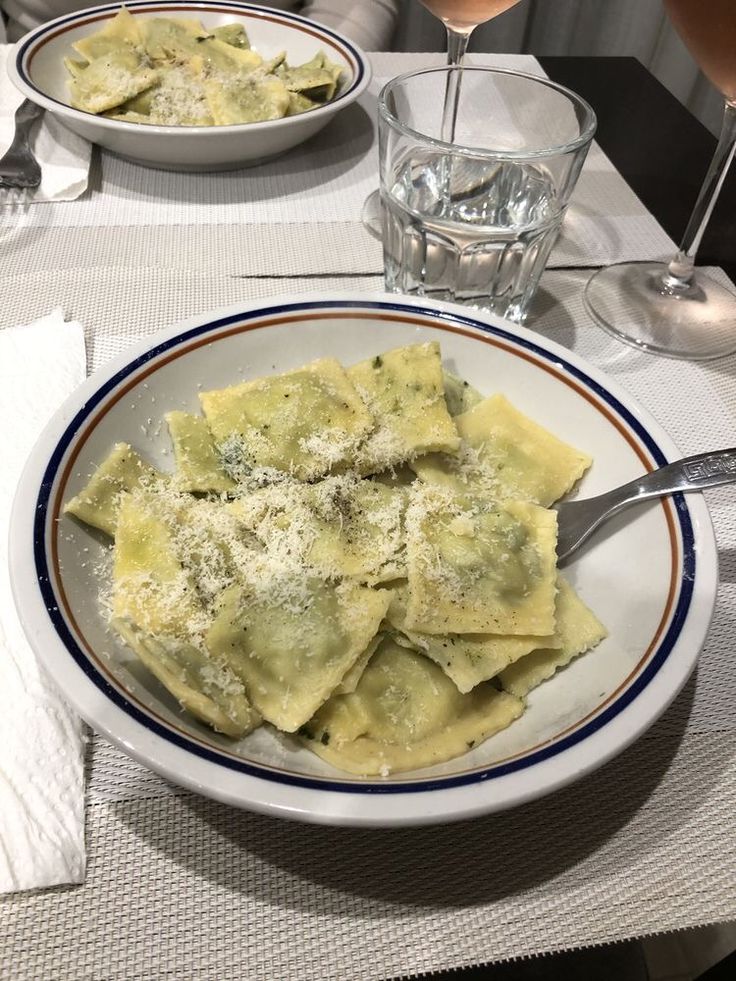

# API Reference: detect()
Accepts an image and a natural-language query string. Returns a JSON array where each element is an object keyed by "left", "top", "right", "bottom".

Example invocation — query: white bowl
[
  {"left": 10, "top": 294, "right": 718, "bottom": 826},
  {"left": 7, "top": 1, "right": 371, "bottom": 170}
]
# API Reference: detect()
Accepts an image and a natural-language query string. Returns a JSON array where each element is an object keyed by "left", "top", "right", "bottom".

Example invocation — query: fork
[
  {"left": 556, "top": 447, "right": 736, "bottom": 563},
  {"left": 0, "top": 99, "right": 43, "bottom": 204}
]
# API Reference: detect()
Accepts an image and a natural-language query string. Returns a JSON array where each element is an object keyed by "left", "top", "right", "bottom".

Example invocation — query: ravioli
[
  {"left": 206, "top": 578, "right": 390, "bottom": 732},
  {"left": 68, "top": 47, "right": 159, "bottom": 114},
  {"left": 140, "top": 16, "right": 209, "bottom": 61},
  {"left": 442, "top": 370, "right": 483, "bottom": 417},
  {"left": 412, "top": 393, "right": 592, "bottom": 506},
  {"left": 166, "top": 411, "right": 235, "bottom": 494},
  {"left": 65, "top": 9, "right": 345, "bottom": 126},
  {"left": 405, "top": 486, "right": 558, "bottom": 635},
  {"left": 386, "top": 584, "right": 560, "bottom": 693},
  {"left": 277, "top": 51, "right": 342, "bottom": 101},
  {"left": 114, "top": 619, "right": 259, "bottom": 738},
  {"left": 64, "top": 441, "right": 159, "bottom": 537},
  {"left": 72, "top": 5, "right": 143, "bottom": 62},
  {"left": 499, "top": 578, "right": 608, "bottom": 697},
  {"left": 211, "top": 24, "right": 250, "bottom": 49},
  {"left": 111, "top": 490, "right": 207, "bottom": 639},
  {"left": 200, "top": 358, "right": 373, "bottom": 480},
  {"left": 205, "top": 74, "right": 290, "bottom": 125},
  {"left": 108, "top": 491, "right": 262, "bottom": 733},
  {"left": 305, "top": 478, "right": 407, "bottom": 582},
  {"left": 66, "top": 342, "right": 608, "bottom": 777},
  {"left": 334, "top": 633, "right": 384, "bottom": 695},
  {"left": 196, "top": 35, "right": 264, "bottom": 75},
  {"left": 171, "top": 496, "right": 261, "bottom": 608},
  {"left": 229, "top": 476, "right": 406, "bottom": 584},
  {"left": 287, "top": 91, "right": 321, "bottom": 116},
  {"left": 68, "top": 10, "right": 154, "bottom": 114},
  {"left": 118, "top": 66, "right": 214, "bottom": 126},
  {"left": 348, "top": 342, "right": 460, "bottom": 473},
  {"left": 300, "top": 638, "right": 524, "bottom": 775}
]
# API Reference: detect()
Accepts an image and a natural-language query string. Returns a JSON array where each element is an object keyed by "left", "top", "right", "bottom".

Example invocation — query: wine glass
[
  {"left": 362, "top": 0, "right": 522, "bottom": 236},
  {"left": 418, "top": 0, "right": 523, "bottom": 141},
  {"left": 584, "top": 0, "right": 736, "bottom": 360}
]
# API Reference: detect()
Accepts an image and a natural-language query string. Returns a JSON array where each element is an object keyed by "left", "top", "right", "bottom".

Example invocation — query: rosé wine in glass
[
  {"left": 419, "top": 0, "right": 522, "bottom": 34},
  {"left": 664, "top": 0, "right": 736, "bottom": 103}
]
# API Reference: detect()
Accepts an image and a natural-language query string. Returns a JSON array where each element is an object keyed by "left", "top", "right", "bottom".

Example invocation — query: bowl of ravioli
[
  {"left": 7, "top": 1, "right": 371, "bottom": 170},
  {"left": 10, "top": 294, "right": 717, "bottom": 826}
]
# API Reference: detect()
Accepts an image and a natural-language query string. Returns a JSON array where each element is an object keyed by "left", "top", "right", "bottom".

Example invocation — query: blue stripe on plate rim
[
  {"left": 32, "top": 299, "right": 695, "bottom": 795},
  {"left": 15, "top": 0, "right": 366, "bottom": 111}
]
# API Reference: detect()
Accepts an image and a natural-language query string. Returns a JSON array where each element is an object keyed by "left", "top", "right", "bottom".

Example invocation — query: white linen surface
[{"left": 0, "top": 310, "right": 87, "bottom": 893}]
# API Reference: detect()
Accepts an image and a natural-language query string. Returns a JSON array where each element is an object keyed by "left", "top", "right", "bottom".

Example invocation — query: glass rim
[{"left": 377, "top": 65, "right": 598, "bottom": 160}]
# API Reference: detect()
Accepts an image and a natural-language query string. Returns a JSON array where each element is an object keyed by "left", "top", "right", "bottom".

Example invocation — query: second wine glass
[
  {"left": 584, "top": 0, "right": 736, "bottom": 360},
  {"left": 362, "top": 0, "right": 522, "bottom": 236},
  {"left": 418, "top": 0, "right": 522, "bottom": 141}
]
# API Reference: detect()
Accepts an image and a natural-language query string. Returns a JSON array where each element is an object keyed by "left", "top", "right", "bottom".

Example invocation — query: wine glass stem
[
  {"left": 440, "top": 27, "right": 472, "bottom": 143},
  {"left": 666, "top": 101, "right": 736, "bottom": 288}
]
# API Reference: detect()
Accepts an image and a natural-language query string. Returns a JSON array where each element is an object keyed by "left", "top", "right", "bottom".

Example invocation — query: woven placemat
[{"left": 1, "top": 267, "right": 735, "bottom": 980}]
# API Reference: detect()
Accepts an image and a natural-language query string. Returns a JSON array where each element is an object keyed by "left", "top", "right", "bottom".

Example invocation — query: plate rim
[{"left": 9, "top": 293, "right": 718, "bottom": 826}]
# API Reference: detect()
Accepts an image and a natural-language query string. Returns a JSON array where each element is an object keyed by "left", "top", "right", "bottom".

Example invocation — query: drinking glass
[
  {"left": 379, "top": 67, "right": 596, "bottom": 323},
  {"left": 584, "top": 0, "right": 736, "bottom": 360}
]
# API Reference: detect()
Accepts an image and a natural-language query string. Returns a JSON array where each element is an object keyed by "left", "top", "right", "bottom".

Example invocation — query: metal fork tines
[{"left": 0, "top": 99, "right": 44, "bottom": 201}]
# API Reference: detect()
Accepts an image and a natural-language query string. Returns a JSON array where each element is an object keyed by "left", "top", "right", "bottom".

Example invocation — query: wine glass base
[
  {"left": 361, "top": 189, "right": 383, "bottom": 242},
  {"left": 584, "top": 262, "right": 736, "bottom": 360}
]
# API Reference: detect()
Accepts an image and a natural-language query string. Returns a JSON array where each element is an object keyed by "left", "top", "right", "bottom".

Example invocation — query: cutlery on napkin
[
  {"left": 0, "top": 45, "right": 91, "bottom": 202},
  {"left": 0, "top": 310, "right": 87, "bottom": 893}
]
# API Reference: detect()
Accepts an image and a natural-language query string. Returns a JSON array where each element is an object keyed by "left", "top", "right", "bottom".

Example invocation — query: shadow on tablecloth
[
  {"left": 99, "top": 102, "right": 375, "bottom": 206},
  {"left": 109, "top": 673, "right": 715, "bottom": 913}
]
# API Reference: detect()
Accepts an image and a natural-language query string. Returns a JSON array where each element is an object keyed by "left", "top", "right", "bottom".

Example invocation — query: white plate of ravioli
[
  {"left": 8, "top": 2, "right": 371, "bottom": 170},
  {"left": 10, "top": 294, "right": 717, "bottom": 826}
]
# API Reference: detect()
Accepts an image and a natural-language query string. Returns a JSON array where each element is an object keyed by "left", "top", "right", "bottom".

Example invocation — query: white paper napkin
[
  {"left": 1, "top": 45, "right": 91, "bottom": 202},
  {"left": 0, "top": 309, "right": 87, "bottom": 894}
]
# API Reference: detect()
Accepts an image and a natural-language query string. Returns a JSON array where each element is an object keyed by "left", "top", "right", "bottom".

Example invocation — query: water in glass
[{"left": 383, "top": 152, "right": 561, "bottom": 322}]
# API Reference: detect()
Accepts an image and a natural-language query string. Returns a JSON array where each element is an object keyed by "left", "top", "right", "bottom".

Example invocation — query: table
[{"left": 1, "top": 55, "right": 735, "bottom": 981}]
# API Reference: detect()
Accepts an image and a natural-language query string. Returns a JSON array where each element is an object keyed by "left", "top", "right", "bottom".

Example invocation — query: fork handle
[
  {"left": 7, "top": 99, "right": 43, "bottom": 159},
  {"left": 602, "top": 447, "right": 736, "bottom": 512}
]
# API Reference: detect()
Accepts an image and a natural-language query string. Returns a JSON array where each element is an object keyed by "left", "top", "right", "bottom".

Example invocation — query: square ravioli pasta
[
  {"left": 113, "top": 620, "right": 259, "bottom": 739},
  {"left": 206, "top": 576, "right": 390, "bottom": 732},
  {"left": 112, "top": 489, "right": 209, "bottom": 639},
  {"left": 63, "top": 441, "right": 160, "bottom": 537},
  {"left": 229, "top": 474, "right": 407, "bottom": 584},
  {"left": 199, "top": 357, "right": 373, "bottom": 481},
  {"left": 499, "top": 577, "right": 608, "bottom": 697},
  {"left": 300, "top": 637, "right": 524, "bottom": 775},
  {"left": 347, "top": 342, "right": 460, "bottom": 473},
  {"left": 386, "top": 583, "right": 560, "bottom": 693},
  {"left": 412, "top": 393, "right": 592, "bottom": 506},
  {"left": 405, "top": 485, "right": 558, "bottom": 636},
  {"left": 165, "top": 411, "right": 235, "bottom": 494}
]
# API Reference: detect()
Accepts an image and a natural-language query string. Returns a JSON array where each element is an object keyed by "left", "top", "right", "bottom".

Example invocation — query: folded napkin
[
  {"left": 1, "top": 45, "right": 91, "bottom": 201},
  {"left": 0, "top": 310, "right": 87, "bottom": 894}
]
